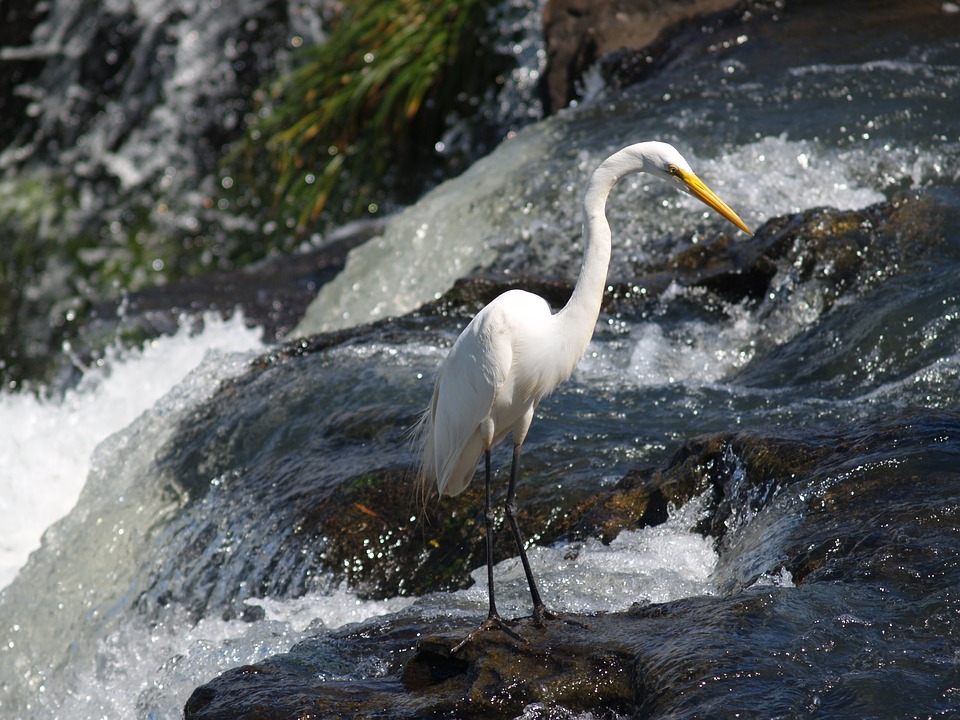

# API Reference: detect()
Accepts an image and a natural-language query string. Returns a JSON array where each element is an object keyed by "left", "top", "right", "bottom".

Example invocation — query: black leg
[
  {"left": 504, "top": 444, "right": 585, "bottom": 630},
  {"left": 452, "top": 449, "right": 523, "bottom": 652},
  {"left": 482, "top": 449, "right": 499, "bottom": 621},
  {"left": 504, "top": 443, "right": 549, "bottom": 620}
]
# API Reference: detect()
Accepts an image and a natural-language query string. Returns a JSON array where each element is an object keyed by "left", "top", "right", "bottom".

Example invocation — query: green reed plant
[{"left": 236, "top": 0, "right": 504, "bottom": 232}]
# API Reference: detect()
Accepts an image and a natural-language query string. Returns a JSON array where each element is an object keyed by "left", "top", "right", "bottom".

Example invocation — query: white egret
[{"left": 416, "top": 141, "right": 751, "bottom": 646}]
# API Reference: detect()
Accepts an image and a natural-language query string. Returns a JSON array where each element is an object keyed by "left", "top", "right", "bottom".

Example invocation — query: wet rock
[
  {"left": 184, "top": 610, "right": 639, "bottom": 720},
  {"left": 425, "top": 194, "right": 940, "bottom": 330},
  {"left": 142, "top": 294, "right": 947, "bottom": 619},
  {"left": 402, "top": 620, "right": 636, "bottom": 718},
  {"left": 85, "top": 191, "right": 932, "bottom": 383},
  {"left": 45, "top": 221, "right": 381, "bottom": 392},
  {"left": 184, "top": 410, "right": 960, "bottom": 719},
  {"left": 420, "top": 273, "right": 577, "bottom": 321},
  {"left": 97, "top": 221, "right": 381, "bottom": 341},
  {"left": 140, "top": 194, "right": 955, "bottom": 624},
  {"left": 592, "top": 0, "right": 783, "bottom": 102},
  {"left": 603, "top": 191, "right": 947, "bottom": 320},
  {"left": 776, "top": 411, "right": 960, "bottom": 587},
  {"left": 676, "top": 197, "right": 905, "bottom": 307},
  {"left": 564, "top": 427, "right": 844, "bottom": 554},
  {"left": 568, "top": 465, "right": 673, "bottom": 544},
  {"left": 172, "top": 190, "right": 960, "bottom": 715},
  {"left": 542, "top": 0, "right": 744, "bottom": 112},
  {"left": 137, "top": 310, "right": 607, "bottom": 619}
]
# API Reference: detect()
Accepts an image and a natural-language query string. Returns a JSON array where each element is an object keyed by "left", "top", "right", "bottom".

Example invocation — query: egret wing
[{"left": 432, "top": 307, "right": 512, "bottom": 495}]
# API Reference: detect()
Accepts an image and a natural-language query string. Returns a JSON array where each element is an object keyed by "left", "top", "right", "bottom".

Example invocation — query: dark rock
[
  {"left": 434, "top": 193, "right": 939, "bottom": 326},
  {"left": 594, "top": 0, "right": 774, "bottom": 101},
  {"left": 779, "top": 411, "right": 960, "bottom": 587},
  {"left": 419, "top": 273, "right": 578, "bottom": 321},
  {"left": 674, "top": 197, "right": 908, "bottom": 308},
  {"left": 401, "top": 621, "right": 636, "bottom": 718},
  {"left": 120, "top": 190, "right": 926, "bottom": 360},
  {"left": 47, "top": 220, "right": 381, "bottom": 392},
  {"left": 569, "top": 465, "right": 673, "bottom": 544},
  {"left": 184, "top": 410, "right": 960, "bottom": 719},
  {"left": 95, "top": 220, "right": 383, "bottom": 343},
  {"left": 542, "top": 0, "right": 744, "bottom": 112},
  {"left": 184, "top": 611, "right": 638, "bottom": 720},
  {"left": 323, "top": 410, "right": 960, "bottom": 602},
  {"left": 565, "top": 429, "right": 832, "bottom": 552},
  {"left": 173, "top": 190, "right": 960, "bottom": 715}
]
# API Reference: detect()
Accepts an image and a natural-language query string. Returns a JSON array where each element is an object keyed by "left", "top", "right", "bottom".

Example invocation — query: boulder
[{"left": 542, "top": 0, "right": 743, "bottom": 112}]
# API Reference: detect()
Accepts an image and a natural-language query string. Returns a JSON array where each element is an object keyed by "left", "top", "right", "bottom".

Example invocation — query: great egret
[{"left": 416, "top": 141, "right": 751, "bottom": 646}]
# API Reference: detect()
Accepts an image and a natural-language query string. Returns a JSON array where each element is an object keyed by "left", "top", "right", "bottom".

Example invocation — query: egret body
[{"left": 417, "top": 142, "right": 751, "bottom": 644}]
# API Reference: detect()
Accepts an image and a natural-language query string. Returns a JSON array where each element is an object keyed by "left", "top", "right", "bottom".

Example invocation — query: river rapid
[{"left": 2, "top": 1, "right": 960, "bottom": 718}]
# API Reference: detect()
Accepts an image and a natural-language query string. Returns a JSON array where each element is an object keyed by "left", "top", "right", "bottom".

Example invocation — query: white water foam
[
  {"left": 439, "top": 492, "right": 717, "bottom": 620},
  {"left": 67, "top": 524, "right": 707, "bottom": 720},
  {"left": 64, "top": 510, "right": 698, "bottom": 719},
  {"left": 575, "top": 283, "right": 760, "bottom": 391},
  {"left": 42, "top": 583, "right": 415, "bottom": 720},
  {"left": 245, "top": 583, "right": 417, "bottom": 633},
  {"left": 40, "top": 494, "right": 716, "bottom": 719},
  {"left": 0, "top": 312, "right": 264, "bottom": 590},
  {"left": 694, "top": 134, "right": 885, "bottom": 225}
]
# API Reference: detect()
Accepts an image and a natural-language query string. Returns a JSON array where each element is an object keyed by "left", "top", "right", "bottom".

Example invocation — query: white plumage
[{"left": 415, "top": 141, "right": 751, "bottom": 644}]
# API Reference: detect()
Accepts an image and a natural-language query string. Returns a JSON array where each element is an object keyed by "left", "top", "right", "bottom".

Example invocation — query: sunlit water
[
  {"left": 2, "top": 1, "right": 960, "bottom": 718},
  {"left": 296, "top": 133, "right": 891, "bottom": 335},
  {"left": 0, "top": 314, "right": 264, "bottom": 590},
  {"left": 0, "top": 305, "right": 728, "bottom": 716}
]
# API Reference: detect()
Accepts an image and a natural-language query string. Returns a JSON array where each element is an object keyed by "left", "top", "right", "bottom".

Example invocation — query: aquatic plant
[{"left": 237, "top": 0, "right": 506, "bottom": 231}]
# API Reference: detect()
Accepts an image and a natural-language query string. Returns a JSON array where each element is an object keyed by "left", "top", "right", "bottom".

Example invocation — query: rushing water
[{"left": 2, "top": 0, "right": 960, "bottom": 718}]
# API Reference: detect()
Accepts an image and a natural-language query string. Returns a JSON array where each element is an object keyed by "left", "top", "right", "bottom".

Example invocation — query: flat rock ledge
[{"left": 184, "top": 609, "right": 655, "bottom": 719}]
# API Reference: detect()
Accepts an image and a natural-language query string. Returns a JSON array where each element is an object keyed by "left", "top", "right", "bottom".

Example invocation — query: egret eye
[{"left": 667, "top": 164, "right": 683, "bottom": 177}]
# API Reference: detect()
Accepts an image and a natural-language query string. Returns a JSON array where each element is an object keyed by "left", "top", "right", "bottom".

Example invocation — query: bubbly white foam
[
  {"left": 693, "top": 135, "right": 886, "bottom": 228},
  {"left": 84, "top": 509, "right": 715, "bottom": 720},
  {"left": 0, "top": 312, "right": 264, "bottom": 590},
  {"left": 442, "top": 492, "right": 718, "bottom": 619},
  {"left": 576, "top": 287, "right": 759, "bottom": 390},
  {"left": 32, "top": 488, "right": 718, "bottom": 719},
  {"left": 245, "top": 583, "right": 417, "bottom": 633},
  {"left": 43, "top": 583, "right": 418, "bottom": 720},
  {"left": 750, "top": 566, "right": 795, "bottom": 588}
]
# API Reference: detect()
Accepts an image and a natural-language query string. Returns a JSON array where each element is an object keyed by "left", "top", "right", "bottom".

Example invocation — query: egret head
[{"left": 629, "top": 141, "right": 753, "bottom": 235}]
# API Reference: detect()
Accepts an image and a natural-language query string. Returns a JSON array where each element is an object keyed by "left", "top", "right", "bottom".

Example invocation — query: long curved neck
[{"left": 555, "top": 151, "right": 637, "bottom": 360}]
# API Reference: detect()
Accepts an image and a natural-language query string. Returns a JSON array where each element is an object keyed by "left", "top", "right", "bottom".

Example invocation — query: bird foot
[
  {"left": 532, "top": 605, "right": 587, "bottom": 629},
  {"left": 451, "top": 613, "right": 525, "bottom": 653}
]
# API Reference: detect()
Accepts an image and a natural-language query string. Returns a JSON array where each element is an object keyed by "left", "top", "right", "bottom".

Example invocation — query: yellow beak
[{"left": 678, "top": 168, "right": 753, "bottom": 235}]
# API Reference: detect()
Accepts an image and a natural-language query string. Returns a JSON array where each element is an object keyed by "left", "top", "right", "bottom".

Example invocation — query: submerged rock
[{"left": 183, "top": 410, "right": 960, "bottom": 719}]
